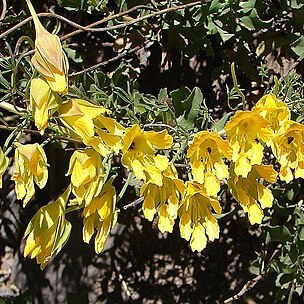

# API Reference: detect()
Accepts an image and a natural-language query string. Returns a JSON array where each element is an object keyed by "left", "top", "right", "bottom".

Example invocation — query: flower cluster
[{"left": 2, "top": 0, "right": 303, "bottom": 269}]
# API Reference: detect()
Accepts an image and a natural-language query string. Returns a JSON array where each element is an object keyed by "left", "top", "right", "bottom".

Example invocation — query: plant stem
[
  {"left": 231, "top": 62, "right": 246, "bottom": 110},
  {"left": 117, "top": 172, "right": 132, "bottom": 202},
  {"left": 287, "top": 279, "right": 296, "bottom": 304}
]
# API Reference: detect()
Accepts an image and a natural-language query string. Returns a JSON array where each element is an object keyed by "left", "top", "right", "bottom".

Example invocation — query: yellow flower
[
  {"left": 122, "top": 124, "right": 172, "bottom": 185},
  {"left": 225, "top": 110, "right": 273, "bottom": 177},
  {"left": 23, "top": 186, "right": 71, "bottom": 269},
  {"left": 228, "top": 164, "right": 278, "bottom": 224},
  {"left": 85, "top": 115, "right": 125, "bottom": 156},
  {"left": 11, "top": 143, "right": 48, "bottom": 206},
  {"left": 29, "top": 78, "right": 61, "bottom": 134},
  {"left": 252, "top": 93, "right": 290, "bottom": 132},
  {"left": 187, "top": 131, "right": 232, "bottom": 197},
  {"left": 25, "top": 0, "right": 69, "bottom": 93},
  {"left": 67, "top": 148, "right": 105, "bottom": 205},
  {"left": 179, "top": 181, "right": 222, "bottom": 252},
  {"left": 58, "top": 99, "right": 109, "bottom": 139},
  {"left": 0, "top": 147, "right": 9, "bottom": 188},
  {"left": 271, "top": 121, "right": 304, "bottom": 182},
  {"left": 58, "top": 99, "right": 124, "bottom": 156},
  {"left": 83, "top": 177, "right": 117, "bottom": 253},
  {"left": 140, "top": 163, "right": 185, "bottom": 233}
]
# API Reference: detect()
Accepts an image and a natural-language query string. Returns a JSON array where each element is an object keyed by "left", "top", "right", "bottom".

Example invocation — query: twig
[
  {"left": 123, "top": 197, "right": 144, "bottom": 210},
  {"left": 174, "top": 163, "right": 188, "bottom": 168},
  {"left": 0, "top": 12, "right": 92, "bottom": 40},
  {"left": 70, "top": 42, "right": 147, "bottom": 77},
  {"left": 287, "top": 279, "right": 296, "bottom": 304},
  {"left": 0, "top": 0, "right": 7, "bottom": 21},
  {"left": 223, "top": 273, "right": 267, "bottom": 303},
  {"left": 0, "top": 5, "right": 155, "bottom": 40},
  {"left": 66, "top": 1, "right": 203, "bottom": 36},
  {"left": 60, "top": 5, "right": 158, "bottom": 41},
  {"left": 117, "top": 172, "right": 132, "bottom": 202},
  {"left": 144, "top": 123, "right": 177, "bottom": 132},
  {"left": 0, "top": 1, "right": 203, "bottom": 41},
  {"left": 223, "top": 245, "right": 282, "bottom": 303}
]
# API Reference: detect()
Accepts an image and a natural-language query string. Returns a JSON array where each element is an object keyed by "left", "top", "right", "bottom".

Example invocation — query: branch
[
  {"left": 0, "top": 5, "right": 154, "bottom": 40},
  {"left": 123, "top": 197, "right": 144, "bottom": 210},
  {"left": 0, "top": 0, "right": 7, "bottom": 21},
  {"left": 223, "top": 246, "right": 282, "bottom": 303},
  {"left": 70, "top": 41, "right": 147, "bottom": 77},
  {"left": 61, "top": 1, "right": 203, "bottom": 40},
  {"left": 60, "top": 5, "right": 158, "bottom": 41},
  {"left": 0, "top": 1, "right": 203, "bottom": 41},
  {"left": 223, "top": 273, "right": 267, "bottom": 303},
  {"left": 88, "top": 2, "right": 201, "bottom": 34},
  {"left": 0, "top": 12, "right": 89, "bottom": 40}
]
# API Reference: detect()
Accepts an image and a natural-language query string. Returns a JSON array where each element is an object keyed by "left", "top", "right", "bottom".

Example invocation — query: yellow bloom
[
  {"left": 25, "top": 0, "right": 69, "bottom": 93},
  {"left": 23, "top": 186, "right": 71, "bottom": 269},
  {"left": 179, "top": 181, "right": 221, "bottom": 252},
  {"left": 29, "top": 78, "right": 61, "bottom": 134},
  {"left": 83, "top": 177, "right": 117, "bottom": 253},
  {"left": 0, "top": 147, "right": 9, "bottom": 188},
  {"left": 271, "top": 121, "right": 304, "bottom": 182},
  {"left": 228, "top": 163, "right": 278, "bottom": 224},
  {"left": 122, "top": 124, "right": 173, "bottom": 185},
  {"left": 252, "top": 93, "right": 290, "bottom": 132},
  {"left": 85, "top": 115, "right": 125, "bottom": 156},
  {"left": 58, "top": 99, "right": 124, "bottom": 156},
  {"left": 140, "top": 163, "right": 185, "bottom": 233},
  {"left": 225, "top": 110, "right": 273, "bottom": 177},
  {"left": 11, "top": 143, "right": 48, "bottom": 206},
  {"left": 58, "top": 99, "right": 109, "bottom": 139},
  {"left": 67, "top": 148, "right": 105, "bottom": 206},
  {"left": 187, "top": 131, "right": 232, "bottom": 197}
]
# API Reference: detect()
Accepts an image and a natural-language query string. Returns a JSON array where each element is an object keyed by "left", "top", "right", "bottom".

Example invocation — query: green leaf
[
  {"left": 213, "top": 112, "right": 233, "bottom": 132},
  {"left": 265, "top": 225, "right": 293, "bottom": 243},
  {"left": 249, "top": 8, "right": 272, "bottom": 28},
  {"left": 172, "top": 87, "right": 203, "bottom": 130},
  {"left": 275, "top": 273, "right": 294, "bottom": 288},
  {"left": 216, "top": 26, "right": 234, "bottom": 42},
  {"left": 291, "top": 36, "right": 304, "bottom": 56},
  {"left": 239, "top": 16, "right": 255, "bottom": 30},
  {"left": 209, "top": 0, "right": 222, "bottom": 13},
  {"left": 239, "top": 0, "right": 256, "bottom": 9},
  {"left": 290, "top": 0, "right": 304, "bottom": 9},
  {"left": 171, "top": 86, "right": 191, "bottom": 116},
  {"left": 158, "top": 88, "right": 168, "bottom": 100},
  {"left": 63, "top": 47, "right": 83, "bottom": 63},
  {"left": 299, "top": 226, "right": 304, "bottom": 241}
]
